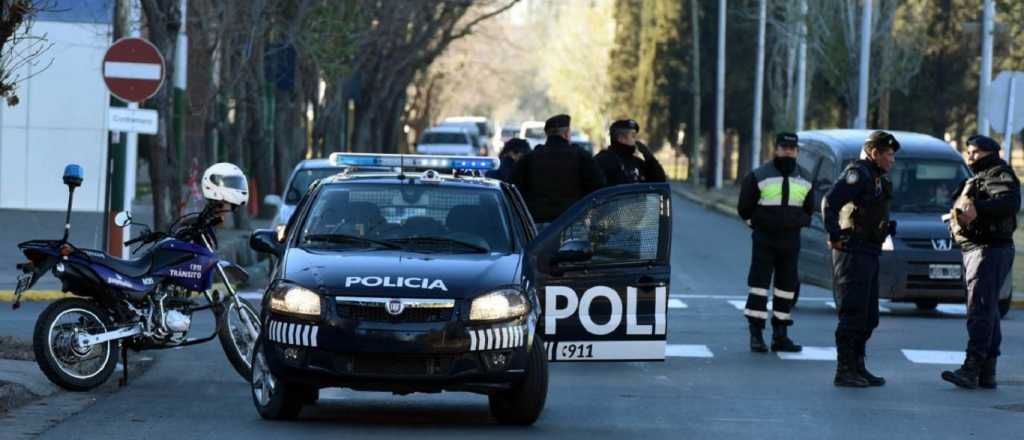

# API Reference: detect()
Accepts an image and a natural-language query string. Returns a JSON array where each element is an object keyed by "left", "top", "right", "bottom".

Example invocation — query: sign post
[{"left": 103, "top": 36, "right": 165, "bottom": 257}]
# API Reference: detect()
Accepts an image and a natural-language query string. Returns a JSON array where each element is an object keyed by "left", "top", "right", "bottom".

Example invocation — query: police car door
[{"left": 528, "top": 183, "right": 672, "bottom": 361}]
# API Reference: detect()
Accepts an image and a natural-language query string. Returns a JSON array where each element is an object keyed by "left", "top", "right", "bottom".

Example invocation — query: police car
[{"left": 247, "top": 153, "right": 672, "bottom": 424}]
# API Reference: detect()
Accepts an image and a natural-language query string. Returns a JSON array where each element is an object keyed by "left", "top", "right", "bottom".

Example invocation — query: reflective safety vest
[{"left": 749, "top": 162, "right": 813, "bottom": 232}]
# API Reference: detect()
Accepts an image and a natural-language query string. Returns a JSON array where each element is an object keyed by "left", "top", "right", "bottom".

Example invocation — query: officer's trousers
[
  {"left": 743, "top": 232, "right": 800, "bottom": 329},
  {"left": 832, "top": 249, "right": 879, "bottom": 354},
  {"left": 963, "top": 245, "right": 1014, "bottom": 359}
]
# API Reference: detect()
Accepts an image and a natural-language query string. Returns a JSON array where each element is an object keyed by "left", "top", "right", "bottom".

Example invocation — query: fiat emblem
[{"left": 386, "top": 299, "right": 404, "bottom": 316}]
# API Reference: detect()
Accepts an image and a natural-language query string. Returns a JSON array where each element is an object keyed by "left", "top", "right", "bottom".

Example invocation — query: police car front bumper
[{"left": 262, "top": 312, "right": 533, "bottom": 394}]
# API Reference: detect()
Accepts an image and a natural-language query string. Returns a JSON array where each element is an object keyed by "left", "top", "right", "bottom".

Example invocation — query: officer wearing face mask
[
  {"left": 736, "top": 132, "right": 813, "bottom": 354},
  {"left": 941, "top": 134, "right": 1021, "bottom": 390},
  {"left": 594, "top": 119, "right": 667, "bottom": 185}
]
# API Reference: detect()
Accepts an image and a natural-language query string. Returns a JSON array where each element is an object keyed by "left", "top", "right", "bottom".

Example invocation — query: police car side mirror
[
  {"left": 549, "top": 239, "right": 593, "bottom": 266},
  {"left": 250, "top": 229, "right": 283, "bottom": 257}
]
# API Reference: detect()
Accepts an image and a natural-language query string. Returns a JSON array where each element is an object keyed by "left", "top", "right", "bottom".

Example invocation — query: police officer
[
  {"left": 823, "top": 130, "right": 899, "bottom": 388},
  {"left": 511, "top": 114, "right": 606, "bottom": 226},
  {"left": 486, "top": 138, "right": 531, "bottom": 182},
  {"left": 941, "top": 135, "right": 1021, "bottom": 389},
  {"left": 737, "top": 132, "right": 813, "bottom": 353},
  {"left": 595, "top": 119, "right": 667, "bottom": 185}
]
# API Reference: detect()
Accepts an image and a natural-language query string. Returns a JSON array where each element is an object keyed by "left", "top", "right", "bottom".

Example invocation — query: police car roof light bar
[{"left": 329, "top": 153, "right": 499, "bottom": 172}]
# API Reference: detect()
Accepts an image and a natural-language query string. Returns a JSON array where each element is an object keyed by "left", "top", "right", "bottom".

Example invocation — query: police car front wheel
[
  {"left": 488, "top": 337, "right": 548, "bottom": 425},
  {"left": 251, "top": 339, "right": 310, "bottom": 420}
]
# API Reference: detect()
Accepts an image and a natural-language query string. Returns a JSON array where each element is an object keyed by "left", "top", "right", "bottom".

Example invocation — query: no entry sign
[{"left": 102, "top": 37, "right": 165, "bottom": 103}]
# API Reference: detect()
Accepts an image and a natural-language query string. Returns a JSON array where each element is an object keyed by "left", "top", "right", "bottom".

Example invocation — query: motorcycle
[{"left": 12, "top": 164, "right": 261, "bottom": 390}]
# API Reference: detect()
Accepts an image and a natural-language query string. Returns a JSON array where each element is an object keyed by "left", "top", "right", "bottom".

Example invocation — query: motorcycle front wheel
[
  {"left": 33, "top": 298, "right": 119, "bottom": 391},
  {"left": 217, "top": 296, "right": 261, "bottom": 381}
]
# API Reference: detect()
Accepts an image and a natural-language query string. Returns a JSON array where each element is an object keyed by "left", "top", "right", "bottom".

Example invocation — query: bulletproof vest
[
  {"left": 525, "top": 143, "right": 584, "bottom": 222},
  {"left": 838, "top": 161, "right": 892, "bottom": 244},
  {"left": 952, "top": 161, "right": 1019, "bottom": 244},
  {"left": 750, "top": 161, "right": 813, "bottom": 231}
]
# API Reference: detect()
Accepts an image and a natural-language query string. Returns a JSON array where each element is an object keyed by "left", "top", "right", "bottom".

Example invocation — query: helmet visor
[{"left": 212, "top": 174, "right": 248, "bottom": 191}]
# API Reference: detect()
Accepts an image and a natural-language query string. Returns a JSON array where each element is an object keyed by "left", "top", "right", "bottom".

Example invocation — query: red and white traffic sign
[{"left": 102, "top": 37, "right": 165, "bottom": 103}]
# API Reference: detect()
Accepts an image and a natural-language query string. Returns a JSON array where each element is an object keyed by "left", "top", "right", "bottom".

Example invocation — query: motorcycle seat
[{"left": 82, "top": 249, "right": 153, "bottom": 278}]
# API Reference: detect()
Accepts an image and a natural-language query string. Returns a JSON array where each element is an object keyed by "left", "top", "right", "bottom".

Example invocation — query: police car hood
[
  {"left": 282, "top": 248, "right": 521, "bottom": 299},
  {"left": 890, "top": 212, "right": 951, "bottom": 239}
]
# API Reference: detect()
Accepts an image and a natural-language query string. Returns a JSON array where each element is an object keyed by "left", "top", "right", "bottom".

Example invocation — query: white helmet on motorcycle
[{"left": 201, "top": 163, "right": 249, "bottom": 206}]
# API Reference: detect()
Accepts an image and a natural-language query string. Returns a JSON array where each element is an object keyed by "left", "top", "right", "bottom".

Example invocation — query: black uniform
[
  {"left": 941, "top": 144, "right": 1020, "bottom": 389},
  {"left": 511, "top": 135, "right": 606, "bottom": 223},
  {"left": 823, "top": 156, "right": 894, "bottom": 387},
  {"left": 737, "top": 157, "right": 814, "bottom": 333},
  {"left": 594, "top": 141, "right": 667, "bottom": 185}
]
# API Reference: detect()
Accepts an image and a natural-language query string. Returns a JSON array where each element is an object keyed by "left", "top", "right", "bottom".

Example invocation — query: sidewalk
[{"left": 668, "top": 180, "right": 1024, "bottom": 307}]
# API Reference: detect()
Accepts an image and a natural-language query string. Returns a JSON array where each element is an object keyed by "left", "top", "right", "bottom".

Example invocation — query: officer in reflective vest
[
  {"left": 823, "top": 130, "right": 899, "bottom": 388},
  {"left": 941, "top": 135, "right": 1020, "bottom": 389},
  {"left": 737, "top": 132, "right": 814, "bottom": 353}
]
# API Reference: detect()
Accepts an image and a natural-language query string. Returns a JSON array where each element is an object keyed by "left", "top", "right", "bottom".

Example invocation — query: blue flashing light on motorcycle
[
  {"left": 329, "top": 153, "right": 499, "bottom": 172},
  {"left": 11, "top": 162, "right": 262, "bottom": 391}
]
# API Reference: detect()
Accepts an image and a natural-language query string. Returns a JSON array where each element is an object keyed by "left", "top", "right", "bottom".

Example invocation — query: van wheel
[
  {"left": 915, "top": 300, "right": 938, "bottom": 311},
  {"left": 999, "top": 293, "right": 1011, "bottom": 318},
  {"left": 488, "top": 337, "right": 548, "bottom": 425}
]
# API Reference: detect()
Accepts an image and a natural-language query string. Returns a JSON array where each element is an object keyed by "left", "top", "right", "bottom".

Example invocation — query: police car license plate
[
  {"left": 14, "top": 273, "right": 32, "bottom": 296},
  {"left": 928, "top": 264, "right": 961, "bottom": 280}
]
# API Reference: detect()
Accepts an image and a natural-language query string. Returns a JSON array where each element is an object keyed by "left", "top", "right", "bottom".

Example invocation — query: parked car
[
  {"left": 519, "top": 121, "right": 546, "bottom": 149},
  {"left": 416, "top": 126, "right": 478, "bottom": 156},
  {"left": 571, "top": 131, "right": 594, "bottom": 155},
  {"left": 795, "top": 129, "right": 1012, "bottom": 317},
  {"left": 442, "top": 116, "right": 492, "bottom": 155},
  {"left": 264, "top": 159, "right": 345, "bottom": 240}
]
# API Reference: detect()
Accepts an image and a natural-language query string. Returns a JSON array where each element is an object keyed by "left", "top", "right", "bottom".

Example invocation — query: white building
[{"left": 0, "top": 1, "right": 113, "bottom": 249}]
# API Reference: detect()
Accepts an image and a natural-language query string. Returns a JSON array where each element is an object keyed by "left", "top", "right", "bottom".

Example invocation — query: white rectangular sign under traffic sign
[{"left": 108, "top": 107, "right": 158, "bottom": 134}]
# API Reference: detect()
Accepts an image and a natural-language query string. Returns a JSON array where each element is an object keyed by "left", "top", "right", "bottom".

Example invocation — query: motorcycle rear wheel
[{"left": 33, "top": 298, "right": 119, "bottom": 391}]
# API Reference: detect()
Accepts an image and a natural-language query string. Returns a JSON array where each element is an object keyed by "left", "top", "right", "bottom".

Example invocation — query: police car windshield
[
  {"left": 299, "top": 183, "right": 513, "bottom": 253},
  {"left": 524, "top": 128, "right": 545, "bottom": 139},
  {"left": 888, "top": 159, "right": 971, "bottom": 213},
  {"left": 287, "top": 167, "right": 341, "bottom": 203}
]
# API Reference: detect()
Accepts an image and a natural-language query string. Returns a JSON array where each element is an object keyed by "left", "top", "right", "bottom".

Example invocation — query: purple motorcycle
[{"left": 12, "top": 164, "right": 261, "bottom": 390}]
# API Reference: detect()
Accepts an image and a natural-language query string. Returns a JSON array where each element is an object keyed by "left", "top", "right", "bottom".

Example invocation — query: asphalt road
[{"left": 6, "top": 193, "right": 1024, "bottom": 439}]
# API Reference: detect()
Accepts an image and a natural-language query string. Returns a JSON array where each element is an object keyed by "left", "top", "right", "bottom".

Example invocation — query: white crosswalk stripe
[
  {"left": 901, "top": 349, "right": 965, "bottom": 365},
  {"left": 668, "top": 299, "right": 687, "bottom": 309},
  {"left": 825, "top": 301, "right": 891, "bottom": 313},
  {"left": 665, "top": 344, "right": 714, "bottom": 358},
  {"left": 776, "top": 346, "right": 837, "bottom": 361}
]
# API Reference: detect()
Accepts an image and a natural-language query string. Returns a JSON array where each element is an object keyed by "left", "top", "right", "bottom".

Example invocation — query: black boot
[
  {"left": 941, "top": 353, "right": 984, "bottom": 389},
  {"left": 855, "top": 338, "right": 885, "bottom": 386},
  {"left": 979, "top": 357, "right": 997, "bottom": 389},
  {"left": 749, "top": 325, "right": 768, "bottom": 353},
  {"left": 856, "top": 356, "right": 886, "bottom": 386},
  {"left": 834, "top": 341, "right": 869, "bottom": 388},
  {"left": 771, "top": 324, "right": 802, "bottom": 353}
]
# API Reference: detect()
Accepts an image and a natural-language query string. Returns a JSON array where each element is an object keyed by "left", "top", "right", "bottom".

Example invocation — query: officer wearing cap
[
  {"left": 594, "top": 119, "right": 667, "bottom": 185},
  {"left": 511, "top": 114, "right": 606, "bottom": 226},
  {"left": 941, "top": 135, "right": 1020, "bottom": 390},
  {"left": 736, "top": 132, "right": 813, "bottom": 353},
  {"left": 822, "top": 130, "right": 899, "bottom": 388}
]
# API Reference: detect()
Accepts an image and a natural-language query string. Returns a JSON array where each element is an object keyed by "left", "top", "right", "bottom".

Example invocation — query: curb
[
  {"left": 0, "top": 291, "right": 72, "bottom": 302},
  {"left": 669, "top": 183, "right": 1024, "bottom": 309}
]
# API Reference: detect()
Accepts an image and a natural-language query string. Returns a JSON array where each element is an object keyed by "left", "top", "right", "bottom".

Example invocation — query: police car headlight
[
  {"left": 470, "top": 289, "right": 527, "bottom": 321},
  {"left": 270, "top": 285, "right": 321, "bottom": 316}
]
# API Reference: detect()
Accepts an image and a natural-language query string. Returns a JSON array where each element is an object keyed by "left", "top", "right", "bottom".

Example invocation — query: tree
[
  {"left": 141, "top": 0, "right": 183, "bottom": 231},
  {"left": 807, "top": 0, "right": 926, "bottom": 128},
  {"left": 349, "top": 0, "right": 519, "bottom": 153},
  {"left": 0, "top": 0, "right": 53, "bottom": 106}
]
